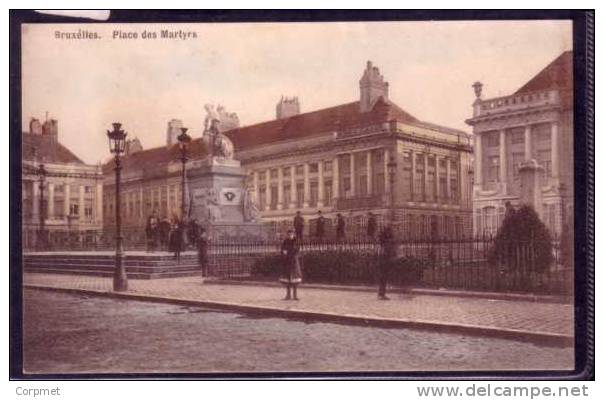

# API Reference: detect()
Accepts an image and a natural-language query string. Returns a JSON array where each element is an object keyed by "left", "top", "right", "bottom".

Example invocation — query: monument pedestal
[{"left": 187, "top": 157, "right": 269, "bottom": 239}]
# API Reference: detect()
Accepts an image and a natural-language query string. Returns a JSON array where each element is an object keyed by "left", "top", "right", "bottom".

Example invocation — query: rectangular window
[
  {"left": 283, "top": 184, "right": 291, "bottom": 208},
  {"left": 69, "top": 203, "right": 79, "bottom": 216},
  {"left": 309, "top": 163, "right": 318, "bottom": 174},
  {"left": 486, "top": 131, "right": 500, "bottom": 147},
  {"left": 54, "top": 184, "right": 64, "bottom": 194},
  {"left": 296, "top": 183, "right": 304, "bottom": 207},
  {"left": 537, "top": 149, "right": 552, "bottom": 177},
  {"left": 323, "top": 180, "right": 332, "bottom": 206},
  {"left": 296, "top": 165, "right": 304, "bottom": 175},
  {"left": 54, "top": 199, "right": 64, "bottom": 218},
  {"left": 450, "top": 178, "right": 459, "bottom": 203},
  {"left": 374, "top": 173, "right": 385, "bottom": 195},
  {"left": 270, "top": 169, "right": 278, "bottom": 179},
  {"left": 270, "top": 186, "right": 278, "bottom": 209},
  {"left": 439, "top": 177, "right": 447, "bottom": 202},
  {"left": 342, "top": 177, "right": 351, "bottom": 198},
  {"left": 488, "top": 156, "right": 500, "bottom": 182},
  {"left": 84, "top": 186, "right": 93, "bottom": 194},
  {"left": 323, "top": 161, "right": 332, "bottom": 173},
  {"left": 401, "top": 153, "right": 412, "bottom": 200},
  {"left": 309, "top": 181, "right": 318, "bottom": 207},
  {"left": 283, "top": 167, "right": 291, "bottom": 178},
  {"left": 358, "top": 175, "right": 367, "bottom": 197},
  {"left": 510, "top": 130, "right": 525, "bottom": 144},
  {"left": 512, "top": 152, "right": 525, "bottom": 178},
  {"left": 258, "top": 186, "right": 266, "bottom": 210}
]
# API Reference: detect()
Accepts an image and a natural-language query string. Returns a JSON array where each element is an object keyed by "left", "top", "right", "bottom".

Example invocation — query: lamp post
[
  {"left": 177, "top": 127, "right": 191, "bottom": 220},
  {"left": 386, "top": 155, "right": 398, "bottom": 222},
  {"left": 106, "top": 122, "right": 128, "bottom": 292},
  {"left": 37, "top": 163, "right": 47, "bottom": 250}
]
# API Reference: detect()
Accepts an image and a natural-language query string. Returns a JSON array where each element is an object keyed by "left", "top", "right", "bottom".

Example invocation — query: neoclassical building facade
[
  {"left": 465, "top": 51, "right": 573, "bottom": 236},
  {"left": 226, "top": 61, "right": 474, "bottom": 238},
  {"left": 22, "top": 118, "right": 104, "bottom": 248}
]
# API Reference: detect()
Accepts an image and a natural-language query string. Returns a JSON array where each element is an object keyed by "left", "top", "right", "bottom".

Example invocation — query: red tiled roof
[
  {"left": 102, "top": 138, "right": 209, "bottom": 175},
  {"left": 515, "top": 51, "right": 573, "bottom": 94},
  {"left": 22, "top": 132, "right": 84, "bottom": 164},
  {"left": 225, "top": 97, "right": 420, "bottom": 151}
]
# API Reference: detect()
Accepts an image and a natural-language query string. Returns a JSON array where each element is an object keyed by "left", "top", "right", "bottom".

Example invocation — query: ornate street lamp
[
  {"left": 106, "top": 122, "right": 128, "bottom": 292},
  {"left": 387, "top": 155, "right": 398, "bottom": 222},
  {"left": 37, "top": 163, "right": 47, "bottom": 250},
  {"left": 177, "top": 127, "right": 191, "bottom": 220}
]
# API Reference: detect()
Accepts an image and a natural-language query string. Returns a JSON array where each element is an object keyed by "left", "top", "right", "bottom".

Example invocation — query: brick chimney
[
  {"left": 276, "top": 96, "right": 301, "bottom": 119},
  {"left": 166, "top": 119, "right": 183, "bottom": 147}
]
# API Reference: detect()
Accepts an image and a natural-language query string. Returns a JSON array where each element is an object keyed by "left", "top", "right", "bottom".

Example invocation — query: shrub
[{"left": 488, "top": 205, "right": 553, "bottom": 273}]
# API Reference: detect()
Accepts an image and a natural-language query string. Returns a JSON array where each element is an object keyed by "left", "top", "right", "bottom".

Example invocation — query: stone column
[
  {"left": 79, "top": 185, "right": 85, "bottom": 220},
  {"left": 434, "top": 157, "right": 440, "bottom": 202},
  {"left": 303, "top": 163, "right": 310, "bottom": 208},
  {"left": 384, "top": 148, "right": 391, "bottom": 194},
  {"left": 446, "top": 158, "right": 452, "bottom": 204},
  {"left": 253, "top": 171, "right": 259, "bottom": 204},
  {"left": 423, "top": 152, "right": 429, "bottom": 202},
  {"left": 290, "top": 167, "right": 297, "bottom": 209},
  {"left": 96, "top": 182, "right": 103, "bottom": 223},
  {"left": 64, "top": 183, "right": 70, "bottom": 218},
  {"left": 524, "top": 125, "right": 533, "bottom": 161},
  {"left": 349, "top": 153, "right": 356, "bottom": 197},
  {"left": 332, "top": 156, "right": 340, "bottom": 200},
  {"left": 277, "top": 167, "right": 284, "bottom": 210},
  {"left": 499, "top": 129, "right": 508, "bottom": 192},
  {"left": 139, "top": 187, "right": 144, "bottom": 219},
  {"left": 366, "top": 150, "right": 373, "bottom": 196},
  {"left": 410, "top": 150, "right": 416, "bottom": 200},
  {"left": 47, "top": 183, "right": 55, "bottom": 219},
  {"left": 551, "top": 121, "right": 560, "bottom": 180},
  {"left": 32, "top": 178, "right": 39, "bottom": 221},
  {"left": 474, "top": 133, "right": 483, "bottom": 188},
  {"left": 265, "top": 171, "right": 272, "bottom": 211},
  {"left": 317, "top": 160, "right": 324, "bottom": 208}
]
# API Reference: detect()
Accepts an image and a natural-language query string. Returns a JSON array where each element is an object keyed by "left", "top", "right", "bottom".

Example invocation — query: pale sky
[{"left": 22, "top": 21, "right": 572, "bottom": 164}]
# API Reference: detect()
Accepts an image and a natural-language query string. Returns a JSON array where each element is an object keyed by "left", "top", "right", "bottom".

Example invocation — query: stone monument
[{"left": 185, "top": 104, "right": 268, "bottom": 239}]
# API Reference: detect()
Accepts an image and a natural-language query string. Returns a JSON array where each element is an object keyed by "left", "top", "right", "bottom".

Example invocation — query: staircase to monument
[{"left": 23, "top": 252, "right": 203, "bottom": 279}]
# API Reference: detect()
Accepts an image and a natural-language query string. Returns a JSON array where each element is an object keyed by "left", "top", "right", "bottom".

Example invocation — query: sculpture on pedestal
[
  {"left": 203, "top": 104, "right": 235, "bottom": 159},
  {"left": 242, "top": 185, "right": 260, "bottom": 222}
]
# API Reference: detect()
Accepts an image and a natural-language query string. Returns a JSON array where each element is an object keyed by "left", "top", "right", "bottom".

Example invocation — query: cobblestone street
[
  {"left": 23, "top": 289, "right": 574, "bottom": 374},
  {"left": 23, "top": 273, "right": 574, "bottom": 338}
]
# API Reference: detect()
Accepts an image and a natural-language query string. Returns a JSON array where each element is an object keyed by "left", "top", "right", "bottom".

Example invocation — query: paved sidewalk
[{"left": 23, "top": 273, "right": 574, "bottom": 345}]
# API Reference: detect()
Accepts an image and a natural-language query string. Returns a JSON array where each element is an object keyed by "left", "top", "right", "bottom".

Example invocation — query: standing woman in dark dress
[{"left": 280, "top": 230, "right": 302, "bottom": 300}]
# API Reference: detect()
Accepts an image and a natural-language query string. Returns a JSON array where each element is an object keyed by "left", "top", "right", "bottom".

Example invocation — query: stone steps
[{"left": 23, "top": 253, "right": 203, "bottom": 279}]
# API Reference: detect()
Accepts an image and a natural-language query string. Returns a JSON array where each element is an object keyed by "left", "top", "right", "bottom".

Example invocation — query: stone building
[
  {"left": 465, "top": 51, "right": 573, "bottom": 236},
  {"left": 226, "top": 61, "right": 474, "bottom": 238},
  {"left": 22, "top": 117, "right": 104, "bottom": 248}
]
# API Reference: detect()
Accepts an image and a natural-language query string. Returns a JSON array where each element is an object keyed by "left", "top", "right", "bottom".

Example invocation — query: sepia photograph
[{"left": 11, "top": 10, "right": 592, "bottom": 378}]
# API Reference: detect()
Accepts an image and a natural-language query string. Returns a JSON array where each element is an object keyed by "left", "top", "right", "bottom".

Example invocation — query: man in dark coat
[
  {"left": 336, "top": 213, "right": 346, "bottom": 241},
  {"left": 367, "top": 212, "right": 377, "bottom": 240},
  {"left": 159, "top": 217, "right": 171, "bottom": 250},
  {"left": 197, "top": 228, "right": 209, "bottom": 277},
  {"left": 145, "top": 211, "right": 159, "bottom": 252},
  {"left": 170, "top": 217, "right": 184, "bottom": 262},
  {"left": 378, "top": 225, "right": 396, "bottom": 300},
  {"left": 293, "top": 211, "right": 304, "bottom": 241},
  {"left": 315, "top": 210, "right": 326, "bottom": 240},
  {"left": 188, "top": 218, "right": 200, "bottom": 250}
]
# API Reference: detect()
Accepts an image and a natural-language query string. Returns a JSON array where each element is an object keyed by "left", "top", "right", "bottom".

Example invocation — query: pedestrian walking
[
  {"left": 367, "top": 211, "right": 377, "bottom": 240},
  {"left": 279, "top": 230, "right": 302, "bottom": 300},
  {"left": 336, "top": 213, "right": 346, "bottom": 241},
  {"left": 197, "top": 228, "right": 209, "bottom": 277},
  {"left": 377, "top": 225, "right": 397, "bottom": 300},
  {"left": 293, "top": 211, "right": 304, "bottom": 241},
  {"left": 145, "top": 211, "right": 159, "bottom": 252},
  {"left": 315, "top": 210, "right": 326, "bottom": 240}
]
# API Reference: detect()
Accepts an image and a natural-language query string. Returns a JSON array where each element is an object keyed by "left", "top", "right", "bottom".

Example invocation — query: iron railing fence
[{"left": 23, "top": 227, "right": 571, "bottom": 296}]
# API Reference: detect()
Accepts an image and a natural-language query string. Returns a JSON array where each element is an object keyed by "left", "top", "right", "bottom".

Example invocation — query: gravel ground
[{"left": 22, "top": 289, "right": 574, "bottom": 374}]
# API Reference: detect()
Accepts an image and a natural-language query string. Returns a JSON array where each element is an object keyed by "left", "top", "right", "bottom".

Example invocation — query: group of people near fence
[
  {"left": 293, "top": 210, "right": 379, "bottom": 241},
  {"left": 145, "top": 211, "right": 209, "bottom": 276}
]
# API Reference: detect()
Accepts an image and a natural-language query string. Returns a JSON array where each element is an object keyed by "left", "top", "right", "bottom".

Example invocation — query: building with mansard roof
[
  {"left": 102, "top": 61, "right": 474, "bottom": 239},
  {"left": 226, "top": 61, "right": 474, "bottom": 238},
  {"left": 22, "top": 117, "right": 104, "bottom": 249},
  {"left": 465, "top": 51, "right": 573, "bottom": 237}
]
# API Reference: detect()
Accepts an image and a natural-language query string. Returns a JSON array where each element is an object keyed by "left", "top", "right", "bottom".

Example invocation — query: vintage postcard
[{"left": 12, "top": 12, "right": 592, "bottom": 378}]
